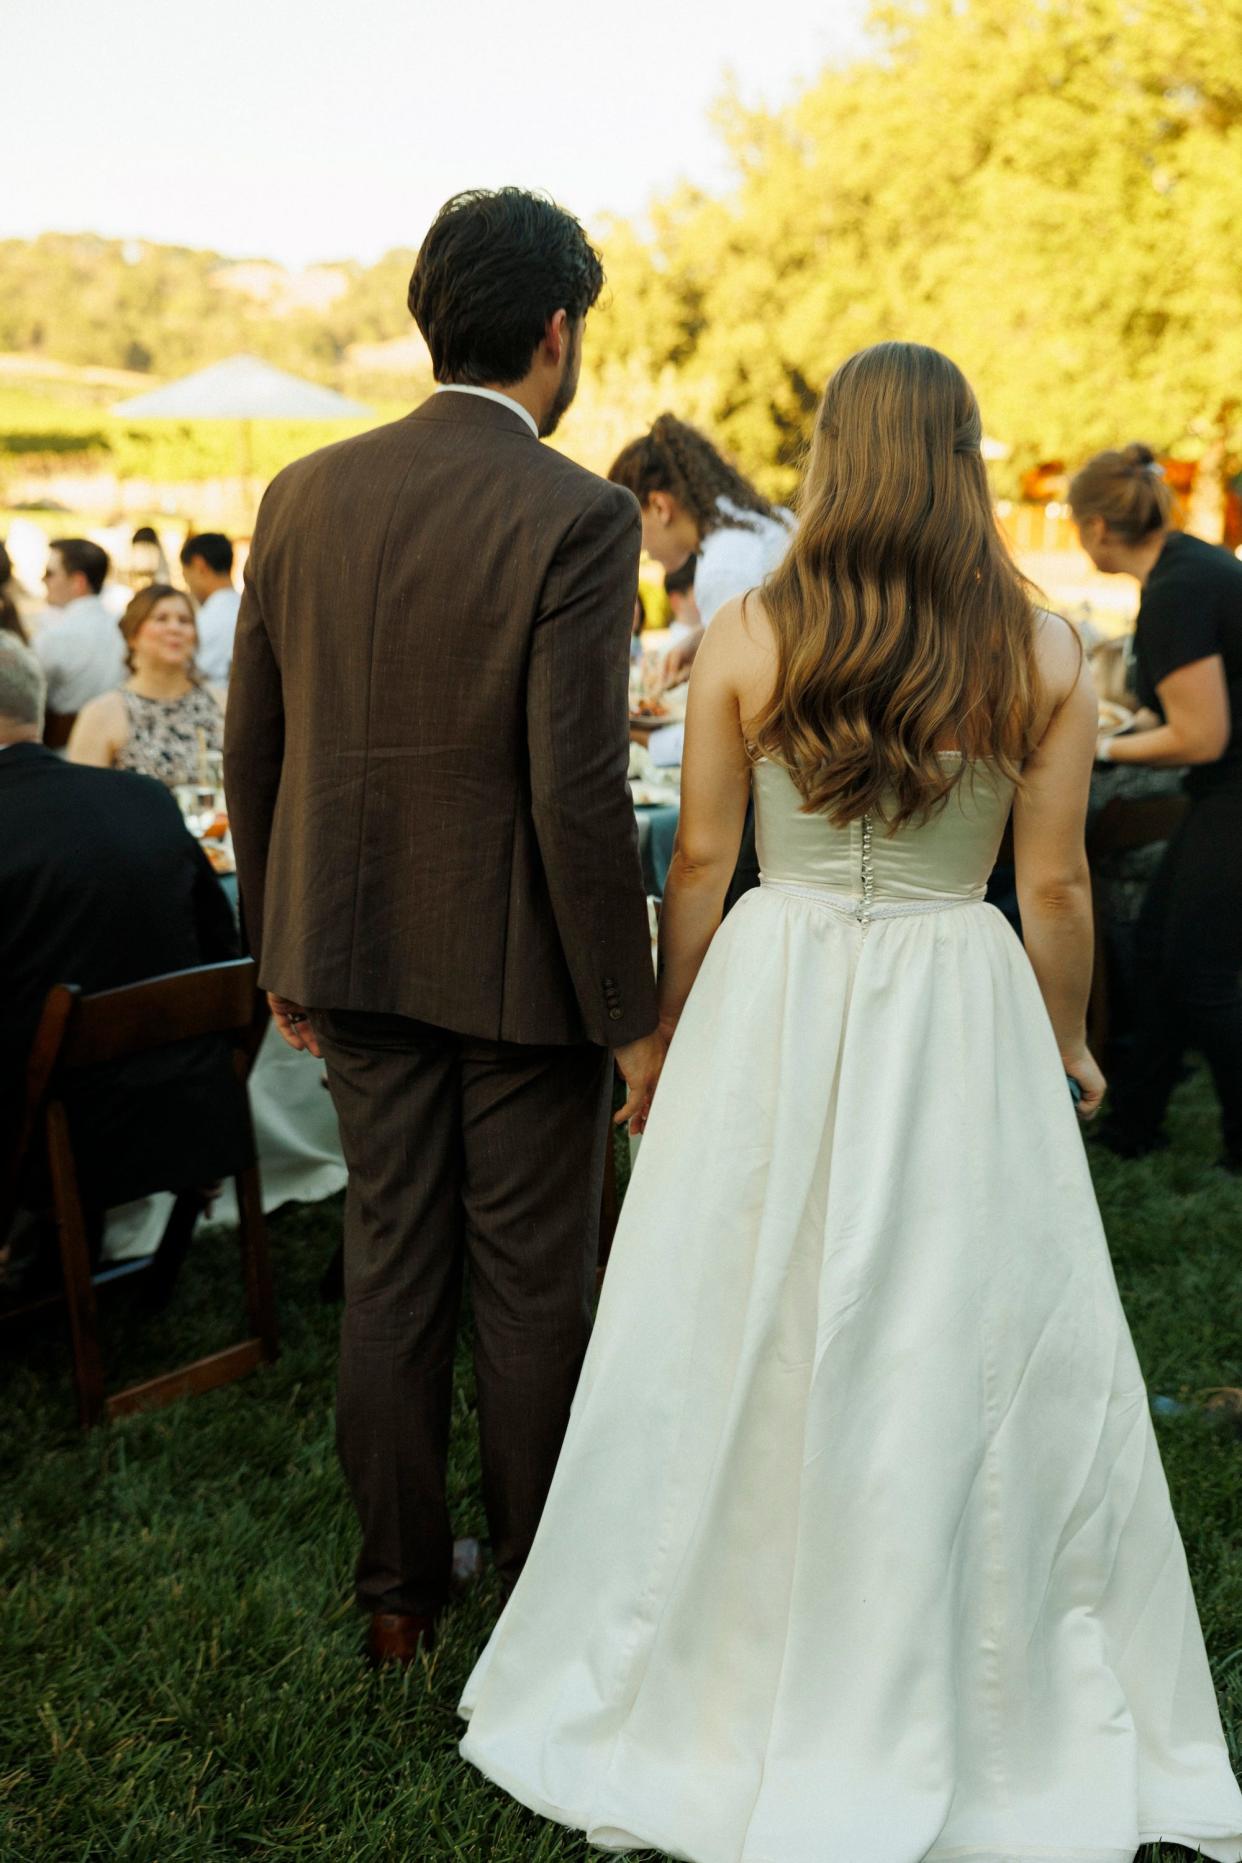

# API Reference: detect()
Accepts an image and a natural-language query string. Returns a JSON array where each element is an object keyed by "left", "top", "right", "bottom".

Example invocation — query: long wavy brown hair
[{"left": 752, "top": 342, "right": 1041, "bottom": 829}]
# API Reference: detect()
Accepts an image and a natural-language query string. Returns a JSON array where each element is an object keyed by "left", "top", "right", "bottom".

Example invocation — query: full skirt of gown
[{"left": 459, "top": 880, "right": 1242, "bottom": 1863}]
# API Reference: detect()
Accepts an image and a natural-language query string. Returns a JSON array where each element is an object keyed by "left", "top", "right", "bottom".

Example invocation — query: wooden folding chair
[
  {"left": 1085, "top": 794, "right": 1189, "bottom": 1056},
  {"left": 2, "top": 958, "right": 278, "bottom": 1428}
]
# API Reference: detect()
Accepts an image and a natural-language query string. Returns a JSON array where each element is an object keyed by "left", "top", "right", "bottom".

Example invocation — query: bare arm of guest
[
  {"left": 657, "top": 597, "right": 761, "bottom": 1034},
  {"left": 1101, "top": 656, "right": 1229, "bottom": 766},
  {"left": 1013, "top": 614, "right": 1106, "bottom": 1117},
  {"left": 66, "top": 691, "right": 127, "bottom": 768}
]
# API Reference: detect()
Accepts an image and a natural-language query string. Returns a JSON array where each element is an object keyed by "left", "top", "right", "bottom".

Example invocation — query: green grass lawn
[{"left": 2, "top": 1076, "right": 1239, "bottom": 1861}]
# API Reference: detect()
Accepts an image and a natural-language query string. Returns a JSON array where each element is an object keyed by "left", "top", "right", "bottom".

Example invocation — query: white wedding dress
[{"left": 460, "top": 757, "right": 1242, "bottom": 1863}]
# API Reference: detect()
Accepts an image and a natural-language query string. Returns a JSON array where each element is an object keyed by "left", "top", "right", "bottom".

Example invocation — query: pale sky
[{"left": 6, "top": 0, "right": 869, "bottom": 268}]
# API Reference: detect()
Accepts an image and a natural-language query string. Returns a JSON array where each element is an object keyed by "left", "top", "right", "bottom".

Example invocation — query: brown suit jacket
[{"left": 224, "top": 391, "right": 657, "bottom": 1049}]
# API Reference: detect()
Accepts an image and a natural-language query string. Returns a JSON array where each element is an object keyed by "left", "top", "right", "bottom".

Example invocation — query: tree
[{"left": 583, "top": 0, "right": 1242, "bottom": 515}]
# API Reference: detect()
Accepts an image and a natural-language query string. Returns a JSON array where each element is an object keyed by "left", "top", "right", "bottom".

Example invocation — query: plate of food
[
  {"left": 1098, "top": 699, "right": 1135, "bottom": 738},
  {"left": 630, "top": 780, "right": 680, "bottom": 808},
  {"left": 629, "top": 697, "right": 671, "bottom": 727}
]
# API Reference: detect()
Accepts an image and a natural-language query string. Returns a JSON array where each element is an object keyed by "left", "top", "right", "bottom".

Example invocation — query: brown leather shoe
[{"left": 365, "top": 1611, "right": 437, "bottom": 1667}]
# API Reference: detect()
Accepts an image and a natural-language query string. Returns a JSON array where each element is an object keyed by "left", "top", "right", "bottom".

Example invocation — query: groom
[{"left": 225, "top": 188, "right": 663, "bottom": 1661}]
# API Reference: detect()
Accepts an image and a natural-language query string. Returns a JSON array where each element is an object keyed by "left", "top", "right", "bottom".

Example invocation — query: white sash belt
[{"left": 759, "top": 876, "right": 984, "bottom": 922}]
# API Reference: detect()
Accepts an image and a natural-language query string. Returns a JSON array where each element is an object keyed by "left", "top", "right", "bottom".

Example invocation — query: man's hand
[
  {"left": 612, "top": 1029, "right": 668, "bottom": 1136},
  {"left": 268, "top": 992, "right": 322, "bottom": 1058}
]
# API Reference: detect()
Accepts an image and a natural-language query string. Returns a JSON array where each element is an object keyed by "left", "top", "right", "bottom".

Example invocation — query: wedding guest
[
  {"left": 663, "top": 553, "right": 700, "bottom": 640},
  {"left": 226, "top": 186, "right": 662, "bottom": 1666},
  {"left": 33, "top": 539, "right": 126, "bottom": 720},
  {"left": 609, "top": 414, "right": 792, "bottom": 679},
  {"left": 129, "top": 524, "right": 171, "bottom": 588},
  {"left": 614, "top": 423, "right": 785, "bottom": 904},
  {"left": 1070, "top": 442, "right": 1242, "bottom": 1167},
  {"left": 0, "top": 544, "right": 25, "bottom": 643},
  {"left": 4, "top": 520, "right": 52, "bottom": 637},
  {"left": 67, "top": 584, "right": 223, "bottom": 788},
  {"left": 180, "top": 533, "right": 241, "bottom": 683},
  {"left": 0, "top": 632, "right": 239, "bottom": 1193}
]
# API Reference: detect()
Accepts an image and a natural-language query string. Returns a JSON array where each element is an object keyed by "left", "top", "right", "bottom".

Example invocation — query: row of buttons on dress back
[{"left": 858, "top": 814, "right": 875, "bottom": 931}]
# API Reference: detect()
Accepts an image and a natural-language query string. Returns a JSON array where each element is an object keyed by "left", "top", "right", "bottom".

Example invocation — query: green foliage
[
  {"left": 580, "top": 0, "right": 1242, "bottom": 495},
  {"left": 0, "top": 235, "right": 402, "bottom": 382},
  {"left": 0, "top": 383, "right": 409, "bottom": 488},
  {"left": 3, "top": 0, "right": 1241, "bottom": 500},
  {"left": 0, "top": 1068, "right": 1237, "bottom": 1857}
]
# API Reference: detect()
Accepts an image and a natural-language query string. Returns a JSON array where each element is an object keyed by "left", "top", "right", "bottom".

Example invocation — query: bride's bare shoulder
[
  {"left": 1032, "top": 606, "right": 1086, "bottom": 712},
  {"left": 695, "top": 591, "right": 780, "bottom": 731},
  {"left": 704, "top": 590, "right": 779, "bottom": 670}
]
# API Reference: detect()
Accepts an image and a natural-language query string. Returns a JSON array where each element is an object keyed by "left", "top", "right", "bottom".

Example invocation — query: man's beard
[{"left": 539, "top": 330, "right": 582, "bottom": 438}]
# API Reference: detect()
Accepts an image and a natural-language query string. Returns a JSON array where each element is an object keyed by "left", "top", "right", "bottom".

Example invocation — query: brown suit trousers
[
  {"left": 224, "top": 393, "right": 657, "bottom": 1613},
  {"left": 318, "top": 1009, "right": 610, "bottom": 1613}
]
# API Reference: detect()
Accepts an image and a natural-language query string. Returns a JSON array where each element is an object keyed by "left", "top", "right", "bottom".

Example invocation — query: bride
[{"left": 460, "top": 343, "right": 1242, "bottom": 1863}]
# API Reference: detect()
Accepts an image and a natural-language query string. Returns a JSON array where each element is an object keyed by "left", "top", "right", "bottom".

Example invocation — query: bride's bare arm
[
  {"left": 657, "top": 600, "right": 755, "bottom": 1033},
  {"left": 1013, "top": 616, "right": 1105, "bottom": 1115}
]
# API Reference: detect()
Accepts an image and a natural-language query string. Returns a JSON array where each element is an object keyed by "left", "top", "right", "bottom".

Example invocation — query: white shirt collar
[{"left": 434, "top": 383, "right": 538, "bottom": 439}]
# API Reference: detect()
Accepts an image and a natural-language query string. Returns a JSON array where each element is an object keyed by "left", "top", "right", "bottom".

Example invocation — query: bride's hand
[
  {"left": 612, "top": 1029, "right": 668, "bottom": 1136},
  {"left": 1063, "top": 1046, "right": 1106, "bottom": 1121}
]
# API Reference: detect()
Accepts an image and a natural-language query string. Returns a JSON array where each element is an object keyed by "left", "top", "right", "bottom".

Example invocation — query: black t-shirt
[{"left": 1134, "top": 530, "right": 1242, "bottom": 798}]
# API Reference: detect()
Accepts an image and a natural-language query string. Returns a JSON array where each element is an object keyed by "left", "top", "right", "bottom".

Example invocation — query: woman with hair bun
[
  {"left": 609, "top": 413, "right": 792, "bottom": 678},
  {"left": 1070, "top": 442, "right": 1242, "bottom": 1165}
]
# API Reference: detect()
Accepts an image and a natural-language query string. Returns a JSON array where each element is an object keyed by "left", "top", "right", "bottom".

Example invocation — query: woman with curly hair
[{"left": 610, "top": 413, "right": 792, "bottom": 678}]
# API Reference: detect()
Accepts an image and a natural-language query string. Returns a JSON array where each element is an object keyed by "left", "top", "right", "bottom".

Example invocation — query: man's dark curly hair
[{"left": 408, "top": 188, "right": 605, "bottom": 386}]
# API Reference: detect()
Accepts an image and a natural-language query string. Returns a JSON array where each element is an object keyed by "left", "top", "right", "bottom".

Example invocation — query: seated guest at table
[
  {"left": 33, "top": 538, "right": 126, "bottom": 720},
  {"left": 1070, "top": 442, "right": 1242, "bottom": 1167},
  {"left": 180, "top": 533, "right": 241, "bottom": 683},
  {"left": 0, "top": 544, "right": 26, "bottom": 643},
  {"left": 609, "top": 415, "right": 792, "bottom": 680},
  {"left": 67, "top": 584, "right": 223, "bottom": 788},
  {"left": 0, "top": 634, "right": 240, "bottom": 1210}
]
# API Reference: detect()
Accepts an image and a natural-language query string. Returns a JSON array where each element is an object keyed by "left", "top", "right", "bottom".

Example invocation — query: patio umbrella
[{"left": 112, "top": 354, "right": 372, "bottom": 511}]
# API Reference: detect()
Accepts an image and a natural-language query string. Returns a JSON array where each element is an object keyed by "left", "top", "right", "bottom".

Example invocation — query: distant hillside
[{"left": 0, "top": 233, "right": 428, "bottom": 386}]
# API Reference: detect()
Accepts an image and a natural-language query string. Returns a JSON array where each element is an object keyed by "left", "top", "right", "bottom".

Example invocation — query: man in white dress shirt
[
  {"left": 33, "top": 539, "right": 126, "bottom": 720},
  {"left": 180, "top": 533, "right": 241, "bottom": 684}
]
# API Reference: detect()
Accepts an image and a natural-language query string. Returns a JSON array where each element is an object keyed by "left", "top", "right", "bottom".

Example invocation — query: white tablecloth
[{"left": 102, "top": 1023, "right": 347, "bottom": 1262}]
